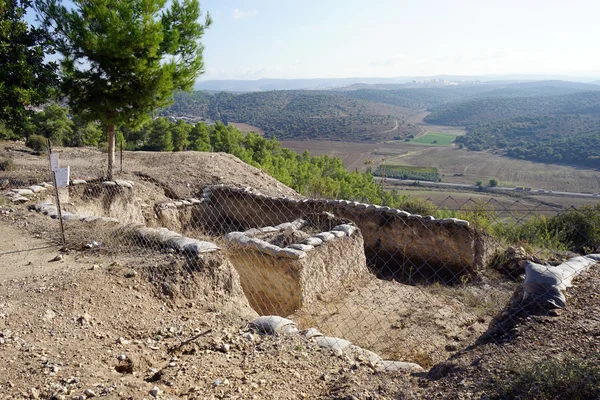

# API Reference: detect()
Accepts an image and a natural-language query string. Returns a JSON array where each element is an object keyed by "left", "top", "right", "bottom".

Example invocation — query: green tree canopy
[
  {"left": 34, "top": 0, "right": 211, "bottom": 178},
  {"left": 146, "top": 117, "right": 173, "bottom": 151},
  {"left": 171, "top": 119, "right": 192, "bottom": 151},
  {"left": 31, "top": 102, "right": 72, "bottom": 144},
  {"left": 0, "top": 0, "right": 57, "bottom": 136}
]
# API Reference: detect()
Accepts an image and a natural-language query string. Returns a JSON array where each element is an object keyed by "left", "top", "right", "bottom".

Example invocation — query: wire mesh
[{"left": 1, "top": 147, "right": 599, "bottom": 398}]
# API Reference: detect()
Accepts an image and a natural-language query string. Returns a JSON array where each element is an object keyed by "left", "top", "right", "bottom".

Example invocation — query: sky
[
  {"left": 197, "top": 0, "right": 600, "bottom": 81},
  {"left": 26, "top": 0, "right": 600, "bottom": 81}
]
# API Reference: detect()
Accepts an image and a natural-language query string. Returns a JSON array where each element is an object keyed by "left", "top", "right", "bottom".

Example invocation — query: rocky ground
[
  {"left": 0, "top": 209, "right": 421, "bottom": 399},
  {"left": 0, "top": 142, "right": 298, "bottom": 200},
  {"left": 1, "top": 142, "right": 599, "bottom": 399},
  {"left": 2, "top": 207, "right": 599, "bottom": 400}
]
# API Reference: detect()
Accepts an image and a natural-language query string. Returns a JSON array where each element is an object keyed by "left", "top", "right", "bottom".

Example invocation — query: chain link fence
[{"left": 1, "top": 145, "right": 600, "bottom": 398}]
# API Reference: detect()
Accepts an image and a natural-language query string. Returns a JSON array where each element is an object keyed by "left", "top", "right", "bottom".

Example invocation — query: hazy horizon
[
  {"left": 196, "top": 73, "right": 600, "bottom": 83},
  {"left": 24, "top": 0, "right": 600, "bottom": 82},
  {"left": 197, "top": 0, "right": 600, "bottom": 81}
]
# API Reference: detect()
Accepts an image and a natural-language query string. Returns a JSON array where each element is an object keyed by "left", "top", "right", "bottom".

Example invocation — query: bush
[
  {"left": 547, "top": 205, "right": 600, "bottom": 252},
  {"left": 97, "top": 142, "right": 109, "bottom": 153},
  {"left": 492, "top": 205, "right": 600, "bottom": 253},
  {"left": 0, "top": 157, "right": 16, "bottom": 172},
  {"left": 492, "top": 354, "right": 600, "bottom": 400},
  {"left": 26, "top": 134, "right": 48, "bottom": 152}
]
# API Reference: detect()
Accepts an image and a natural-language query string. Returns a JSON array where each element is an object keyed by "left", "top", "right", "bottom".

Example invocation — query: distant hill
[
  {"left": 339, "top": 87, "right": 475, "bottom": 110},
  {"left": 455, "top": 115, "right": 600, "bottom": 166},
  {"left": 193, "top": 75, "right": 523, "bottom": 92},
  {"left": 164, "top": 81, "right": 600, "bottom": 166},
  {"left": 425, "top": 90, "right": 600, "bottom": 167},
  {"left": 337, "top": 81, "right": 600, "bottom": 111},
  {"left": 425, "top": 91, "right": 600, "bottom": 126},
  {"left": 195, "top": 76, "right": 600, "bottom": 93},
  {"left": 161, "top": 90, "right": 418, "bottom": 141},
  {"left": 194, "top": 77, "right": 413, "bottom": 92}
]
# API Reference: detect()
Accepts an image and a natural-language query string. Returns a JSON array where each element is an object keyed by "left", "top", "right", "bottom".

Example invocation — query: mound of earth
[
  {"left": 0, "top": 141, "right": 299, "bottom": 199},
  {"left": 420, "top": 267, "right": 600, "bottom": 399}
]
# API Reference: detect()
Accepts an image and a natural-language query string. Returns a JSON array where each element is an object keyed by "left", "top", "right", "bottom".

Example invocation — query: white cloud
[{"left": 232, "top": 8, "right": 258, "bottom": 20}]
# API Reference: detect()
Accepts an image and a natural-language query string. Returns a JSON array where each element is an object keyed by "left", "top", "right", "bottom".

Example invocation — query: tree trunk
[{"left": 107, "top": 123, "right": 115, "bottom": 180}]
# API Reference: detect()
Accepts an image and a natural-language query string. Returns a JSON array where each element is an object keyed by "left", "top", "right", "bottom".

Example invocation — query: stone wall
[
  {"left": 186, "top": 185, "right": 495, "bottom": 281},
  {"left": 65, "top": 179, "right": 146, "bottom": 225},
  {"left": 30, "top": 200, "right": 257, "bottom": 319},
  {"left": 223, "top": 220, "right": 368, "bottom": 316},
  {"left": 56, "top": 180, "right": 494, "bottom": 282}
]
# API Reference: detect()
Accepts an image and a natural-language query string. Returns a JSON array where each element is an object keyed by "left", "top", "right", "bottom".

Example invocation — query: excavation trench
[
  {"left": 58, "top": 182, "right": 370, "bottom": 318},
  {"left": 50, "top": 180, "right": 516, "bottom": 367}
]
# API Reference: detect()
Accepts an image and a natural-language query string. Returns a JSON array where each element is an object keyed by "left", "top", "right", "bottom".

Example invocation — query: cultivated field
[
  {"left": 383, "top": 186, "right": 599, "bottom": 215},
  {"left": 408, "top": 132, "right": 458, "bottom": 146},
  {"left": 406, "top": 111, "right": 467, "bottom": 135},
  {"left": 280, "top": 140, "right": 389, "bottom": 171},
  {"left": 389, "top": 146, "right": 600, "bottom": 193},
  {"left": 378, "top": 165, "right": 438, "bottom": 174},
  {"left": 228, "top": 122, "right": 265, "bottom": 135},
  {"left": 387, "top": 187, "right": 545, "bottom": 211},
  {"left": 281, "top": 140, "right": 600, "bottom": 195}
]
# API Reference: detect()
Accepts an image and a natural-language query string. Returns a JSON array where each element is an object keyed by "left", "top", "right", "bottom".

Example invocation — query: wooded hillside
[{"left": 160, "top": 90, "right": 417, "bottom": 141}]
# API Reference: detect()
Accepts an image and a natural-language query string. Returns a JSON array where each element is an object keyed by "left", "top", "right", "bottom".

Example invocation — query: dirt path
[
  {"left": 0, "top": 212, "right": 64, "bottom": 280},
  {"left": 379, "top": 119, "right": 399, "bottom": 135}
]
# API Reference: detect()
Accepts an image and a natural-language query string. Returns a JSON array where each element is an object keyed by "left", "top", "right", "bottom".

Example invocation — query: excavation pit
[{"left": 223, "top": 215, "right": 369, "bottom": 316}]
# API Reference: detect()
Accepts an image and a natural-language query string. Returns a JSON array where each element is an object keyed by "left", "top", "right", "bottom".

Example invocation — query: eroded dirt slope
[{"left": 1, "top": 142, "right": 299, "bottom": 199}]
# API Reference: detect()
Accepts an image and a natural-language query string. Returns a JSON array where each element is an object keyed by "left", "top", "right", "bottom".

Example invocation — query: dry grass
[
  {"left": 282, "top": 139, "right": 600, "bottom": 193},
  {"left": 492, "top": 354, "right": 600, "bottom": 400},
  {"left": 384, "top": 146, "right": 600, "bottom": 193},
  {"left": 228, "top": 122, "right": 265, "bottom": 135}
]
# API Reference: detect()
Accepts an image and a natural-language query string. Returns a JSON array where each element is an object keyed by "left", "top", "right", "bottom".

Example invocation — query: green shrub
[
  {"left": 26, "top": 134, "right": 48, "bottom": 152},
  {"left": 97, "top": 142, "right": 109, "bottom": 153},
  {"left": 492, "top": 354, "right": 600, "bottom": 400},
  {"left": 547, "top": 205, "right": 600, "bottom": 252},
  {"left": 492, "top": 216, "right": 568, "bottom": 251},
  {"left": 492, "top": 205, "right": 600, "bottom": 253},
  {"left": 0, "top": 157, "right": 16, "bottom": 172}
]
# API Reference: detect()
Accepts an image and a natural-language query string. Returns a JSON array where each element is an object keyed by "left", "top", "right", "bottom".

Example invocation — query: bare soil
[
  {"left": 0, "top": 210, "right": 417, "bottom": 399},
  {"left": 418, "top": 267, "right": 600, "bottom": 399},
  {"left": 2, "top": 143, "right": 599, "bottom": 399},
  {"left": 1, "top": 142, "right": 298, "bottom": 199},
  {"left": 228, "top": 123, "right": 265, "bottom": 136},
  {"left": 280, "top": 140, "right": 600, "bottom": 194}
]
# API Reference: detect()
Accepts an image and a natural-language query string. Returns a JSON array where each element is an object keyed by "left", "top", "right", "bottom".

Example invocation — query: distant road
[
  {"left": 379, "top": 119, "right": 399, "bottom": 134},
  {"left": 376, "top": 177, "right": 600, "bottom": 198}
]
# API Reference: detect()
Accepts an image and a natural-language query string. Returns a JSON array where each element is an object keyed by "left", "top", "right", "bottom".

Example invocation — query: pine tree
[
  {"left": 171, "top": 119, "right": 192, "bottom": 151},
  {"left": 0, "top": 0, "right": 57, "bottom": 136},
  {"left": 147, "top": 117, "right": 174, "bottom": 151},
  {"left": 34, "top": 0, "right": 211, "bottom": 178}
]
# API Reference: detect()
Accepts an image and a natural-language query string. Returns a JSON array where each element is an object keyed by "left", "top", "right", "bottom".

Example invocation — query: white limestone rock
[
  {"left": 277, "top": 248, "right": 306, "bottom": 259},
  {"left": 302, "top": 237, "right": 323, "bottom": 246},
  {"left": 250, "top": 316, "right": 297, "bottom": 335},
  {"left": 315, "top": 232, "right": 335, "bottom": 242},
  {"left": 287, "top": 243, "right": 314, "bottom": 252},
  {"left": 376, "top": 360, "right": 424, "bottom": 372},
  {"left": 315, "top": 336, "right": 352, "bottom": 351}
]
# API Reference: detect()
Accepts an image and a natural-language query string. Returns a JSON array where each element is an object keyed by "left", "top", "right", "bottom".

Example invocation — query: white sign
[
  {"left": 50, "top": 153, "right": 59, "bottom": 171},
  {"left": 54, "top": 166, "right": 70, "bottom": 188}
]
